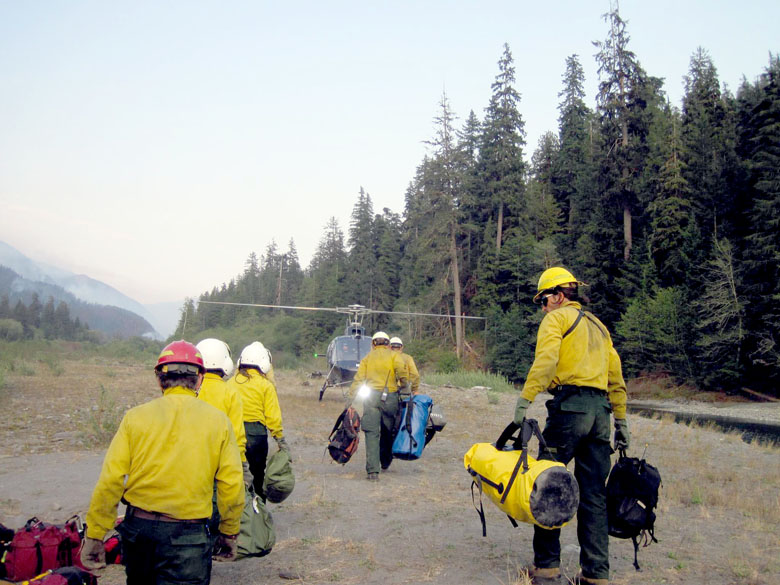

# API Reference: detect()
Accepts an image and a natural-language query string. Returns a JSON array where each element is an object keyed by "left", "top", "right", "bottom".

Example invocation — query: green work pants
[
  {"left": 533, "top": 387, "right": 612, "bottom": 581},
  {"left": 361, "top": 390, "right": 400, "bottom": 474},
  {"left": 118, "top": 514, "right": 211, "bottom": 585}
]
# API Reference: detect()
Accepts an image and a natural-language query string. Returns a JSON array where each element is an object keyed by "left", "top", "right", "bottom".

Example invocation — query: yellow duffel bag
[{"left": 464, "top": 419, "right": 579, "bottom": 534}]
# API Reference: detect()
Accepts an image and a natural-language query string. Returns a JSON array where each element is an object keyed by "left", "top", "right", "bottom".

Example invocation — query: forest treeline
[
  {"left": 0, "top": 292, "right": 91, "bottom": 341},
  {"left": 175, "top": 8, "right": 779, "bottom": 396}
]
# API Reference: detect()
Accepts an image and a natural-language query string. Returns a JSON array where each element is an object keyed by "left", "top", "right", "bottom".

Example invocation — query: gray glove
[
  {"left": 213, "top": 533, "right": 238, "bottom": 562},
  {"left": 514, "top": 397, "right": 532, "bottom": 425},
  {"left": 614, "top": 418, "right": 630, "bottom": 451},
  {"left": 275, "top": 436, "right": 290, "bottom": 453},
  {"left": 80, "top": 537, "right": 106, "bottom": 570},
  {"left": 242, "top": 461, "right": 253, "bottom": 488}
]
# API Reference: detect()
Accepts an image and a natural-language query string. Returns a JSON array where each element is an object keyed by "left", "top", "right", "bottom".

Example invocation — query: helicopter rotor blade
[
  {"left": 362, "top": 308, "right": 485, "bottom": 321},
  {"left": 197, "top": 301, "right": 340, "bottom": 313},
  {"left": 196, "top": 300, "right": 485, "bottom": 321}
]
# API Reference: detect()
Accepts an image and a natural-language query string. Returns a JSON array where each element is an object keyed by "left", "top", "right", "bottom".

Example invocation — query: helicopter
[{"left": 196, "top": 300, "right": 485, "bottom": 400}]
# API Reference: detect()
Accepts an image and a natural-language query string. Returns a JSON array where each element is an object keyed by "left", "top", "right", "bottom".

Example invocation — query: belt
[
  {"left": 126, "top": 505, "right": 206, "bottom": 524},
  {"left": 549, "top": 384, "right": 606, "bottom": 396}
]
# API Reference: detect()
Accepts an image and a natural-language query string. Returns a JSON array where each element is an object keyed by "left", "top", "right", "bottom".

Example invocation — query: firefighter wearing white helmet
[
  {"left": 350, "top": 331, "right": 408, "bottom": 480},
  {"left": 389, "top": 336, "right": 420, "bottom": 396},
  {"left": 227, "top": 341, "right": 287, "bottom": 500},
  {"left": 514, "top": 268, "right": 628, "bottom": 585},
  {"left": 196, "top": 339, "right": 250, "bottom": 491}
]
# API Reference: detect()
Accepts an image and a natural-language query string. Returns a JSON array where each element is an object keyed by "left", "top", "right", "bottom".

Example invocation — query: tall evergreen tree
[
  {"left": 346, "top": 187, "right": 377, "bottom": 307},
  {"left": 738, "top": 55, "right": 780, "bottom": 392},
  {"left": 681, "top": 48, "right": 739, "bottom": 250},
  {"left": 553, "top": 54, "right": 596, "bottom": 258},
  {"left": 645, "top": 104, "right": 699, "bottom": 286},
  {"left": 477, "top": 43, "right": 527, "bottom": 255},
  {"left": 593, "top": 6, "right": 658, "bottom": 263}
]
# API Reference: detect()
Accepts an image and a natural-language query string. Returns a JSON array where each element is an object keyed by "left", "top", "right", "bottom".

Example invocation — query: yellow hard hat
[{"left": 532, "top": 267, "right": 586, "bottom": 303}]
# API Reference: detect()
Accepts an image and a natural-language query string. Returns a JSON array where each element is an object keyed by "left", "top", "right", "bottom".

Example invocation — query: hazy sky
[{"left": 1, "top": 1, "right": 777, "bottom": 305}]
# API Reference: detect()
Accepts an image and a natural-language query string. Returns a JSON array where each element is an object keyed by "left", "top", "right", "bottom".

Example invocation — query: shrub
[
  {"left": 436, "top": 352, "right": 460, "bottom": 373},
  {"left": 0, "top": 319, "right": 24, "bottom": 341}
]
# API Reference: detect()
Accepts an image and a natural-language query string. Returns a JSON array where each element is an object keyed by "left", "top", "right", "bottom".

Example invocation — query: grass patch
[
  {"left": 10, "top": 359, "right": 36, "bottom": 376},
  {"left": 40, "top": 355, "right": 65, "bottom": 376},
  {"left": 425, "top": 369, "right": 515, "bottom": 393},
  {"left": 84, "top": 384, "right": 124, "bottom": 446}
]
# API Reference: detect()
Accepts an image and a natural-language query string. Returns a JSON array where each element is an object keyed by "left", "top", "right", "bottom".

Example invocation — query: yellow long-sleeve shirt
[
  {"left": 351, "top": 346, "right": 408, "bottom": 393},
  {"left": 398, "top": 352, "right": 420, "bottom": 393},
  {"left": 198, "top": 372, "right": 247, "bottom": 462},
  {"left": 85, "top": 386, "right": 244, "bottom": 539},
  {"left": 228, "top": 369, "right": 284, "bottom": 439},
  {"left": 520, "top": 301, "right": 627, "bottom": 419}
]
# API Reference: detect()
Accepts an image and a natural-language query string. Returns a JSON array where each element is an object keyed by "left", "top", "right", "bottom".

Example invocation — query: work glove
[
  {"left": 614, "top": 418, "right": 630, "bottom": 451},
  {"left": 242, "top": 461, "right": 253, "bottom": 488},
  {"left": 275, "top": 436, "right": 290, "bottom": 453},
  {"left": 514, "top": 397, "right": 532, "bottom": 426},
  {"left": 212, "top": 533, "right": 238, "bottom": 562},
  {"left": 80, "top": 537, "right": 106, "bottom": 570}
]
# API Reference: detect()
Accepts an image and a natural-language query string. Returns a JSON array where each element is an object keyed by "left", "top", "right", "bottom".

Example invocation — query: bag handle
[
  {"left": 328, "top": 409, "right": 348, "bottom": 439},
  {"left": 495, "top": 419, "right": 550, "bottom": 461}
]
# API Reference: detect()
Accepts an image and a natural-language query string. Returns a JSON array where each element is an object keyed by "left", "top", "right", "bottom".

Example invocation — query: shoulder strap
[
  {"left": 562, "top": 309, "right": 584, "bottom": 339},
  {"left": 329, "top": 409, "right": 347, "bottom": 438},
  {"left": 583, "top": 311, "right": 607, "bottom": 338}
]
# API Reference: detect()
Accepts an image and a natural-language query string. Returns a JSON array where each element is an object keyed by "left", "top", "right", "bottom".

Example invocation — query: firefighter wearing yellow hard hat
[
  {"left": 350, "top": 331, "right": 408, "bottom": 480},
  {"left": 389, "top": 336, "right": 420, "bottom": 396},
  {"left": 515, "top": 268, "right": 628, "bottom": 585},
  {"left": 228, "top": 341, "right": 287, "bottom": 501},
  {"left": 82, "top": 341, "right": 244, "bottom": 580}
]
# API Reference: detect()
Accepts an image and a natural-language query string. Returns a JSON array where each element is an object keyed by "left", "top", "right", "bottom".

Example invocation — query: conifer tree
[
  {"left": 346, "top": 187, "right": 377, "bottom": 308},
  {"left": 681, "top": 48, "right": 739, "bottom": 249},
  {"left": 645, "top": 104, "right": 699, "bottom": 286},
  {"left": 738, "top": 55, "right": 780, "bottom": 391},
  {"left": 477, "top": 43, "right": 527, "bottom": 255},
  {"left": 554, "top": 54, "right": 596, "bottom": 257}
]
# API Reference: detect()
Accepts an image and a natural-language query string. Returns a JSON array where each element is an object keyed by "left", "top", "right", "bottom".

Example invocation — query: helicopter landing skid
[{"left": 318, "top": 379, "right": 351, "bottom": 401}]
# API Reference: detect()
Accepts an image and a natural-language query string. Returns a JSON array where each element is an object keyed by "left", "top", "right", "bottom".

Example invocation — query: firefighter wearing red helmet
[{"left": 82, "top": 340, "right": 245, "bottom": 583}]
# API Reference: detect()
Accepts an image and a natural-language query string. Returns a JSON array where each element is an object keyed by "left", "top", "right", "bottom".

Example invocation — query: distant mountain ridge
[{"left": 0, "top": 241, "right": 162, "bottom": 339}]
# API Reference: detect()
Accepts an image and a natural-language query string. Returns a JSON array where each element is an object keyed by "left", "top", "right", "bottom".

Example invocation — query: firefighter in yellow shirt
[
  {"left": 350, "top": 331, "right": 408, "bottom": 480},
  {"left": 195, "top": 338, "right": 252, "bottom": 540},
  {"left": 514, "top": 268, "right": 628, "bottom": 585},
  {"left": 389, "top": 336, "right": 419, "bottom": 397},
  {"left": 81, "top": 341, "right": 244, "bottom": 583},
  {"left": 228, "top": 341, "right": 288, "bottom": 499}
]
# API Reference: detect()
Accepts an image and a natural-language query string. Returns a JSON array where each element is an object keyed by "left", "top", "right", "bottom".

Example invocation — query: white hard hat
[
  {"left": 238, "top": 341, "right": 272, "bottom": 373},
  {"left": 372, "top": 331, "right": 390, "bottom": 343},
  {"left": 196, "top": 338, "right": 232, "bottom": 375},
  {"left": 389, "top": 336, "right": 403, "bottom": 346}
]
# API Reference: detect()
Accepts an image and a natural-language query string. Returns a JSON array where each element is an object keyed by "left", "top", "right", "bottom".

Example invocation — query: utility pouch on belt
[{"left": 464, "top": 419, "right": 580, "bottom": 536}]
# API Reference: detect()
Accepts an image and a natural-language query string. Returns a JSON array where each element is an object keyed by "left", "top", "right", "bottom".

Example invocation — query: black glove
[{"left": 213, "top": 533, "right": 238, "bottom": 562}]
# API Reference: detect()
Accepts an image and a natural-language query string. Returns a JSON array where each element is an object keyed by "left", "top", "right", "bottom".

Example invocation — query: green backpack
[
  {"left": 236, "top": 487, "right": 275, "bottom": 559},
  {"left": 263, "top": 449, "right": 295, "bottom": 504}
]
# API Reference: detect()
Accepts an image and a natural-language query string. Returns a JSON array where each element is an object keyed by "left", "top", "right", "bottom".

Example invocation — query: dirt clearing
[{"left": 1, "top": 360, "right": 778, "bottom": 584}]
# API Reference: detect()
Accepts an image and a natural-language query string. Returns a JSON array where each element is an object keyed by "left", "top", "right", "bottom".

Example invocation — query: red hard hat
[{"left": 156, "top": 340, "right": 205, "bottom": 373}]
